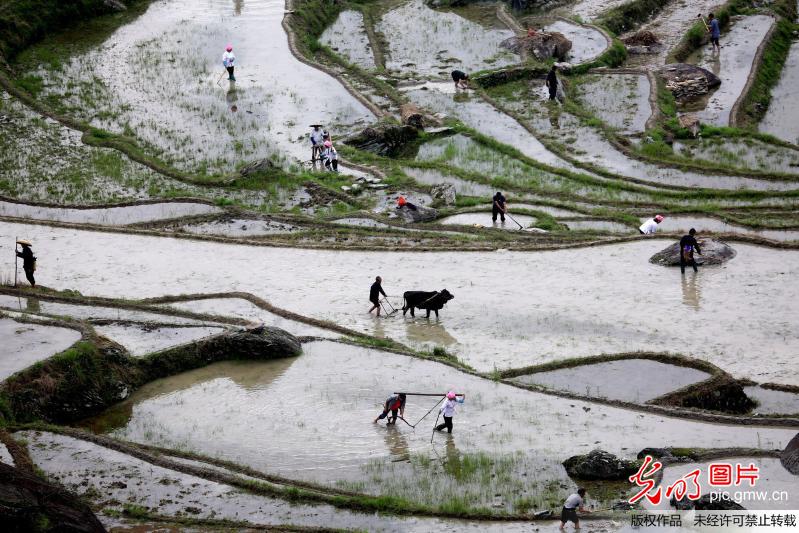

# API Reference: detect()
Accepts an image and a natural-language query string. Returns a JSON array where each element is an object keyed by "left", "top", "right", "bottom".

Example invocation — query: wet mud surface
[
  {"left": 0, "top": 200, "right": 221, "bottom": 226},
  {"left": 576, "top": 74, "right": 651, "bottom": 134},
  {"left": 439, "top": 212, "right": 537, "bottom": 229},
  {"left": 542, "top": 20, "right": 608, "bottom": 64},
  {"left": 651, "top": 216, "right": 799, "bottom": 242},
  {"left": 760, "top": 40, "right": 799, "bottom": 145},
  {"left": 320, "top": 10, "right": 376, "bottom": 69},
  {"left": 745, "top": 386, "right": 799, "bottom": 416},
  {"left": 3, "top": 222, "right": 798, "bottom": 385}
]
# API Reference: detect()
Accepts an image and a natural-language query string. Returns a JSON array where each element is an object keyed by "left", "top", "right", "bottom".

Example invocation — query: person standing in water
[
  {"left": 680, "top": 228, "right": 702, "bottom": 274},
  {"left": 639, "top": 214, "right": 664, "bottom": 235},
  {"left": 492, "top": 191, "right": 507, "bottom": 223},
  {"left": 560, "top": 488, "right": 589, "bottom": 530},
  {"left": 707, "top": 13, "right": 721, "bottom": 53},
  {"left": 222, "top": 44, "right": 236, "bottom": 81},
  {"left": 16, "top": 240, "right": 36, "bottom": 288},
  {"left": 435, "top": 391, "right": 464, "bottom": 434},
  {"left": 374, "top": 393, "right": 406, "bottom": 425},
  {"left": 451, "top": 70, "right": 469, "bottom": 90},
  {"left": 546, "top": 65, "right": 559, "bottom": 101},
  {"left": 368, "top": 276, "right": 387, "bottom": 316},
  {"left": 310, "top": 125, "right": 324, "bottom": 162}
]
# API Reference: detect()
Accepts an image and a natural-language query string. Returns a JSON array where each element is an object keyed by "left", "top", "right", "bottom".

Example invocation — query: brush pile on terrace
[{"left": 500, "top": 29, "right": 572, "bottom": 61}]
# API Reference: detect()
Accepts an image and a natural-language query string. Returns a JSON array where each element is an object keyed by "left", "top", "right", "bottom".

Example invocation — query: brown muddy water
[
  {"left": 575, "top": 74, "right": 652, "bottom": 134},
  {"left": 760, "top": 39, "right": 799, "bottom": 145},
  {"left": 22, "top": 432, "right": 630, "bottom": 532},
  {"left": 26, "top": 0, "right": 373, "bottom": 171},
  {"left": 377, "top": 0, "right": 516, "bottom": 76},
  {"left": 320, "top": 10, "right": 376, "bottom": 69},
  {"left": 93, "top": 324, "right": 225, "bottom": 356},
  {"left": 3, "top": 221, "right": 799, "bottom": 386},
  {"left": 650, "top": 216, "right": 799, "bottom": 242},
  {"left": 0, "top": 200, "right": 221, "bottom": 226},
  {"left": 689, "top": 15, "right": 775, "bottom": 126},
  {"left": 509, "top": 359, "right": 711, "bottom": 403},
  {"left": 647, "top": 457, "right": 796, "bottom": 511},
  {"left": 0, "top": 317, "right": 81, "bottom": 380},
  {"left": 81, "top": 341, "right": 796, "bottom": 511}
]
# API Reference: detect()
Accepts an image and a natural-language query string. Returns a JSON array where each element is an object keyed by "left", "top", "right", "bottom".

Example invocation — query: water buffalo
[{"left": 402, "top": 290, "right": 454, "bottom": 318}]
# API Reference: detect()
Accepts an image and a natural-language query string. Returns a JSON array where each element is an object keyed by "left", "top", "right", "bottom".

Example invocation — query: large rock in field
[
  {"left": 0, "top": 462, "right": 106, "bottom": 532},
  {"left": 500, "top": 32, "right": 572, "bottom": 61},
  {"left": 563, "top": 449, "right": 640, "bottom": 480},
  {"left": 658, "top": 63, "right": 721, "bottom": 101},
  {"left": 397, "top": 204, "right": 438, "bottom": 223},
  {"left": 345, "top": 124, "right": 419, "bottom": 157},
  {"left": 655, "top": 376, "right": 755, "bottom": 414},
  {"left": 649, "top": 238, "right": 736, "bottom": 267},
  {"left": 781, "top": 433, "right": 799, "bottom": 475}
]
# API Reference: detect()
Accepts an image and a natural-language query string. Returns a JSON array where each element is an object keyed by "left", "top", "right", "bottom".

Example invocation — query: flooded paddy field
[
  {"left": 509, "top": 359, "right": 712, "bottom": 403},
  {"left": 760, "top": 40, "right": 799, "bottom": 145},
  {"left": 377, "top": 0, "right": 516, "bottom": 76},
  {"left": 93, "top": 323, "right": 225, "bottom": 356},
  {"left": 0, "top": 199, "right": 221, "bottom": 225},
  {"left": 689, "top": 15, "right": 775, "bottom": 126},
  {"left": 673, "top": 137, "right": 799, "bottom": 175},
  {"left": 574, "top": 74, "right": 652, "bottom": 134},
  {"left": 3, "top": 0, "right": 799, "bottom": 526},
  {"left": 19, "top": 0, "right": 373, "bottom": 174},
  {"left": 320, "top": 10, "right": 376, "bottom": 69},
  {"left": 82, "top": 341, "right": 796, "bottom": 512},
  {"left": 3, "top": 221, "right": 799, "bottom": 386},
  {"left": 651, "top": 216, "right": 799, "bottom": 242},
  {"left": 0, "top": 316, "right": 81, "bottom": 380}
]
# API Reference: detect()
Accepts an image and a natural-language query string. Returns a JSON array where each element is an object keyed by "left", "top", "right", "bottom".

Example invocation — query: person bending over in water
[
  {"left": 560, "top": 488, "right": 590, "bottom": 530},
  {"left": 639, "top": 214, "right": 664, "bottom": 234},
  {"left": 374, "top": 393, "right": 406, "bottom": 425},
  {"left": 680, "top": 228, "right": 702, "bottom": 274},
  {"left": 451, "top": 70, "right": 469, "bottom": 90}
]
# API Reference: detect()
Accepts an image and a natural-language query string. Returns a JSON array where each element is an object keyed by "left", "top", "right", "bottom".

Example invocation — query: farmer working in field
[
  {"left": 15, "top": 240, "right": 36, "bottom": 288},
  {"left": 560, "top": 488, "right": 589, "bottom": 530},
  {"left": 546, "top": 65, "right": 559, "bottom": 101},
  {"left": 707, "top": 13, "right": 721, "bottom": 53},
  {"left": 492, "top": 191, "right": 507, "bottom": 223},
  {"left": 680, "top": 228, "right": 702, "bottom": 274},
  {"left": 451, "top": 70, "right": 469, "bottom": 90},
  {"left": 374, "top": 393, "right": 406, "bottom": 425},
  {"left": 639, "top": 214, "right": 664, "bottom": 235},
  {"left": 222, "top": 44, "right": 236, "bottom": 81},
  {"left": 434, "top": 391, "right": 464, "bottom": 434},
  {"left": 368, "top": 275, "right": 387, "bottom": 316}
]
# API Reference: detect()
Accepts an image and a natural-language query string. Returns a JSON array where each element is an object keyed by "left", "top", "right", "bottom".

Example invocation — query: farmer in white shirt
[
  {"left": 434, "top": 391, "right": 464, "bottom": 434},
  {"left": 310, "top": 125, "right": 325, "bottom": 161},
  {"left": 222, "top": 45, "right": 236, "bottom": 81},
  {"left": 639, "top": 214, "right": 664, "bottom": 235},
  {"left": 560, "top": 488, "right": 589, "bottom": 530}
]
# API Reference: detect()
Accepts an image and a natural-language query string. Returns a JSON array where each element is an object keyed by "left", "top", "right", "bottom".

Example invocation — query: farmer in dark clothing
[
  {"left": 451, "top": 70, "right": 469, "bottom": 90},
  {"left": 374, "top": 393, "right": 406, "bottom": 425},
  {"left": 546, "top": 65, "right": 558, "bottom": 101},
  {"left": 679, "top": 228, "right": 702, "bottom": 274},
  {"left": 16, "top": 241, "right": 36, "bottom": 287},
  {"left": 492, "top": 191, "right": 507, "bottom": 223},
  {"left": 368, "top": 276, "right": 387, "bottom": 316}
]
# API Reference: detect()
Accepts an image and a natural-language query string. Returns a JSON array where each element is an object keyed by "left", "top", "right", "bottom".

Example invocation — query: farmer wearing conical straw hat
[{"left": 15, "top": 239, "right": 36, "bottom": 287}]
